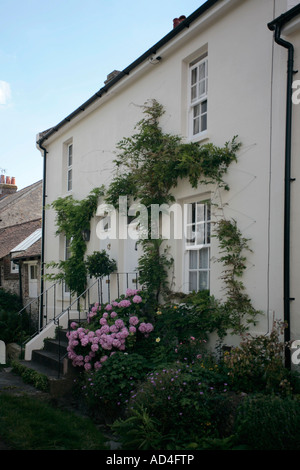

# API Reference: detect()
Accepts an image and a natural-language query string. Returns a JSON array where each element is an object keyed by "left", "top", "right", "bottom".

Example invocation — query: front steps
[{"left": 20, "top": 326, "right": 79, "bottom": 397}]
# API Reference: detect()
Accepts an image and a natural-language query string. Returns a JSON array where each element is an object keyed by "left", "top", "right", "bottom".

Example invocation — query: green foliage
[
  {"left": 107, "top": 100, "right": 240, "bottom": 208},
  {"left": 105, "top": 100, "right": 240, "bottom": 304},
  {"left": 46, "top": 187, "right": 104, "bottom": 296},
  {"left": 11, "top": 361, "right": 49, "bottom": 392},
  {"left": 223, "top": 321, "right": 294, "bottom": 395},
  {"left": 137, "top": 239, "right": 173, "bottom": 303},
  {"left": 79, "top": 352, "right": 151, "bottom": 420},
  {"left": 214, "top": 218, "right": 260, "bottom": 334},
  {"left": 0, "top": 288, "right": 23, "bottom": 313},
  {"left": 235, "top": 394, "right": 300, "bottom": 450},
  {"left": 0, "top": 290, "right": 33, "bottom": 344},
  {"left": 111, "top": 407, "right": 175, "bottom": 450},
  {"left": 122, "top": 357, "right": 232, "bottom": 447},
  {"left": 85, "top": 250, "right": 117, "bottom": 278}
]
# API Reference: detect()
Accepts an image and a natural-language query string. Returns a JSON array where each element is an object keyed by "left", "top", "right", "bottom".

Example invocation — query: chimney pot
[
  {"left": 173, "top": 15, "right": 186, "bottom": 28},
  {"left": 6, "top": 176, "right": 11, "bottom": 184}
]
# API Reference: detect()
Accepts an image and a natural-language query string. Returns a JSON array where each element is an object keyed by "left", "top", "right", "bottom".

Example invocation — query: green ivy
[
  {"left": 45, "top": 187, "right": 105, "bottom": 296},
  {"left": 106, "top": 100, "right": 241, "bottom": 303}
]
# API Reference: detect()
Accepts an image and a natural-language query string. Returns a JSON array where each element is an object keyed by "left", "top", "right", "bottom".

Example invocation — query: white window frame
[
  {"left": 184, "top": 200, "right": 211, "bottom": 292},
  {"left": 67, "top": 143, "right": 73, "bottom": 192},
  {"left": 189, "top": 54, "right": 208, "bottom": 139},
  {"left": 10, "top": 259, "right": 19, "bottom": 274}
]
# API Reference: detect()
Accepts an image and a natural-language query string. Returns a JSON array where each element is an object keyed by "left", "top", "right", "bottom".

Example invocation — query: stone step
[{"left": 31, "top": 349, "right": 64, "bottom": 374}]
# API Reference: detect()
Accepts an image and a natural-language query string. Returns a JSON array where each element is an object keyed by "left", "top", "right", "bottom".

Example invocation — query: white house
[{"left": 30, "top": 0, "right": 300, "bottom": 368}]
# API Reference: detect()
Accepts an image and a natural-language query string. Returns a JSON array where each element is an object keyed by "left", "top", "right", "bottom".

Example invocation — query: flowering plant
[{"left": 67, "top": 289, "right": 154, "bottom": 370}]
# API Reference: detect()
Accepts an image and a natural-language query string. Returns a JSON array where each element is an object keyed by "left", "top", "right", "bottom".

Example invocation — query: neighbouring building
[
  {"left": 27, "top": 0, "right": 300, "bottom": 369},
  {"left": 0, "top": 179, "right": 42, "bottom": 312}
]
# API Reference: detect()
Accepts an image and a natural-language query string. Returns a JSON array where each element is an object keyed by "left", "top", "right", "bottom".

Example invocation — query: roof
[
  {"left": 0, "top": 219, "right": 41, "bottom": 259},
  {"left": 12, "top": 238, "right": 41, "bottom": 261},
  {"left": 11, "top": 228, "right": 42, "bottom": 253},
  {"left": 37, "top": 0, "right": 219, "bottom": 148},
  {"left": 268, "top": 2, "right": 300, "bottom": 30},
  {"left": 0, "top": 180, "right": 42, "bottom": 212}
]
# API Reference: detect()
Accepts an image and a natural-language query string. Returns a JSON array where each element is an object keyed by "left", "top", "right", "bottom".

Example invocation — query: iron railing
[{"left": 18, "top": 272, "right": 139, "bottom": 375}]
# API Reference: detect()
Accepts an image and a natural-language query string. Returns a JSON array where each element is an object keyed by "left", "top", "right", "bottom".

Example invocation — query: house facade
[{"left": 32, "top": 0, "right": 300, "bottom": 367}]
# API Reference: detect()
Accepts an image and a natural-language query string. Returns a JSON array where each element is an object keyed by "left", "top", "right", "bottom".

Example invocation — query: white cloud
[{"left": 0, "top": 81, "right": 11, "bottom": 105}]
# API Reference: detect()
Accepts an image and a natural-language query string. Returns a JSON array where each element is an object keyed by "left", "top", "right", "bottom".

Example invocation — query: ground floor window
[{"left": 185, "top": 200, "right": 210, "bottom": 292}]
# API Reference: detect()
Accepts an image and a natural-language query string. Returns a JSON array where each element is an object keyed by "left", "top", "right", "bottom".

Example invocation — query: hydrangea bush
[{"left": 67, "top": 289, "right": 154, "bottom": 370}]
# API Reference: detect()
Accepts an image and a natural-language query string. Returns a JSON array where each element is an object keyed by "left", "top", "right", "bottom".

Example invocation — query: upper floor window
[
  {"left": 189, "top": 54, "right": 208, "bottom": 138},
  {"left": 67, "top": 143, "right": 73, "bottom": 192}
]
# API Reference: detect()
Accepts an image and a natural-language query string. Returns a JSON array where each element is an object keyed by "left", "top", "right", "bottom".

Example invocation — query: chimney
[
  {"left": 104, "top": 70, "right": 121, "bottom": 85},
  {"left": 0, "top": 176, "right": 18, "bottom": 200},
  {"left": 173, "top": 15, "right": 186, "bottom": 28}
]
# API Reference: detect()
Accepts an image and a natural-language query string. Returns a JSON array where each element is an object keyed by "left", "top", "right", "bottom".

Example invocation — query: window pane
[
  {"left": 199, "top": 62, "right": 205, "bottom": 80},
  {"left": 68, "top": 144, "right": 73, "bottom": 166},
  {"left": 186, "top": 225, "right": 195, "bottom": 245},
  {"left": 189, "top": 250, "right": 198, "bottom": 269},
  {"left": 199, "top": 247, "right": 209, "bottom": 269},
  {"left": 189, "top": 271, "right": 197, "bottom": 292},
  {"left": 196, "top": 223, "right": 205, "bottom": 245},
  {"left": 199, "top": 79, "right": 206, "bottom": 96},
  {"left": 68, "top": 169, "right": 72, "bottom": 191},
  {"left": 191, "top": 67, "right": 197, "bottom": 85},
  {"left": 199, "top": 271, "right": 208, "bottom": 291},
  {"left": 196, "top": 203, "right": 205, "bottom": 223},
  {"left": 201, "top": 100, "right": 207, "bottom": 113},
  {"left": 201, "top": 113, "right": 207, "bottom": 132},
  {"left": 186, "top": 202, "right": 195, "bottom": 225}
]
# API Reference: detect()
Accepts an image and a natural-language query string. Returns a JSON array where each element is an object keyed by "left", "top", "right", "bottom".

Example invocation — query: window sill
[{"left": 189, "top": 131, "right": 209, "bottom": 144}]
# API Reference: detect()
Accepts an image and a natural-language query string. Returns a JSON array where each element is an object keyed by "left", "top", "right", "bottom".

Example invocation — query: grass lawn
[{"left": 0, "top": 393, "right": 108, "bottom": 450}]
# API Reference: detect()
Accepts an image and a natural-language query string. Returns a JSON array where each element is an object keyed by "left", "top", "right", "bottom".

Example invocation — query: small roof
[
  {"left": 11, "top": 228, "right": 42, "bottom": 253},
  {"left": 0, "top": 219, "right": 41, "bottom": 259}
]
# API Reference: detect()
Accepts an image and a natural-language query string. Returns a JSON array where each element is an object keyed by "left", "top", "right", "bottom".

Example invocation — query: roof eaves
[
  {"left": 268, "top": 3, "right": 300, "bottom": 30},
  {"left": 37, "top": 0, "right": 220, "bottom": 147}
]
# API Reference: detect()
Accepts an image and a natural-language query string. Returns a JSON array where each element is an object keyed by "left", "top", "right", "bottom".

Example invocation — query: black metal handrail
[{"left": 24, "top": 272, "right": 139, "bottom": 377}]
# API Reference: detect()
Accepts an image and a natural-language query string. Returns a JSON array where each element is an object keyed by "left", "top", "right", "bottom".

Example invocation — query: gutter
[
  {"left": 268, "top": 3, "right": 300, "bottom": 368},
  {"left": 36, "top": 0, "right": 219, "bottom": 147}
]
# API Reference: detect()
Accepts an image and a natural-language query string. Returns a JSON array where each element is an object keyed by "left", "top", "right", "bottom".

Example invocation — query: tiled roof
[
  {"left": 0, "top": 219, "right": 41, "bottom": 259},
  {"left": 0, "top": 180, "right": 42, "bottom": 211}
]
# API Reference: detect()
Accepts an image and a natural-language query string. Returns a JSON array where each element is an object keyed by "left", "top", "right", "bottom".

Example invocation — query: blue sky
[{"left": 0, "top": 0, "right": 205, "bottom": 190}]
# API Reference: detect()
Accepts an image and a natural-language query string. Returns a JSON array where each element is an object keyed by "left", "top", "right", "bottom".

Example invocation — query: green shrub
[
  {"left": 11, "top": 361, "right": 49, "bottom": 392},
  {"left": 235, "top": 394, "right": 300, "bottom": 450},
  {"left": 223, "top": 321, "right": 293, "bottom": 395},
  {"left": 0, "top": 288, "right": 22, "bottom": 312},
  {"left": 85, "top": 250, "right": 117, "bottom": 278},
  {"left": 111, "top": 407, "right": 174, "bottom": 450},
  {"left": 80, "top": 352, "right": 151, "bottom": 420},
  {"left": 124, "top": 357, "right": 233, "bottom": 446}
]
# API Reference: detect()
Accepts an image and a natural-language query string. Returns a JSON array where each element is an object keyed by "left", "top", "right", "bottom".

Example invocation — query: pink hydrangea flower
[
  {"left": 118, "top": 299, "right": 131, "bottom": 308},
  {"left": 132, "top": 295, "right": 142, "bottom": 304},
  {"left": 129, "top": 316, "right": 139, "bottom": 326}
]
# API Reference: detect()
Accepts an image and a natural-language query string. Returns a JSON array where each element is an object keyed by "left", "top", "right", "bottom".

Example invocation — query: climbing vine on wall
[
  {"left": 106, "top": 100, "right": 243, "bottom": 306},
  {"left": 45, "top": 187, "right": 105, "bottom": 296}
]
